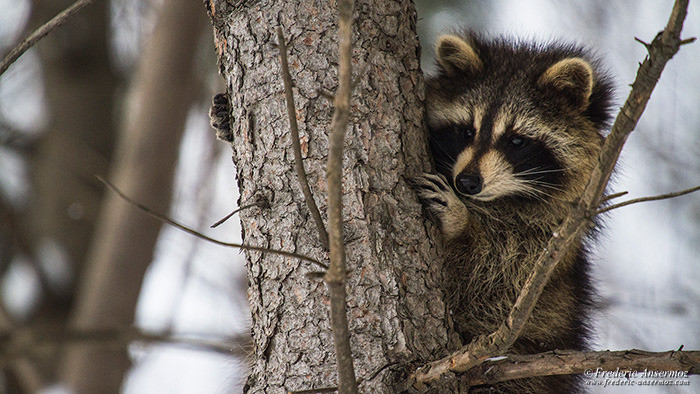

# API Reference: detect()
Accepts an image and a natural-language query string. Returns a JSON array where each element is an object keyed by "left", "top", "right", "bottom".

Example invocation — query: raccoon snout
[{"left": 455, "top": 172, "right": 482, "bottom": 195}]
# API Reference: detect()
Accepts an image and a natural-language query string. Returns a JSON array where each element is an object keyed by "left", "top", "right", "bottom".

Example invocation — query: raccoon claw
[
  {"left": 413, "top": 173, "right": 469, "bottom": 238},
  {"left": 412, "top": 173, "right": 455, "bottom": 214},
  {"left": 210, "top": 93, "right": 233, "bottom": 142}
]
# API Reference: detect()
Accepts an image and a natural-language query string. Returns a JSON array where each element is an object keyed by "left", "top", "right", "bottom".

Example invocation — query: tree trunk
[
  {"left": 206, "top": 0, "right": 456, "bottom": 391},
  {"left": 59, "top": 2, "right": 208, "bottom": 392},
  {"left": 28, "top": 0, "right": 116, "bottom": 320}
]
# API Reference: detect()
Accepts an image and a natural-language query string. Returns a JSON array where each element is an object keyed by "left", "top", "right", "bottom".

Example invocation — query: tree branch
[
  {"left": 0, "top": 0, "right": 94, "bottom": 76},
  {"left": 599, "top": 190, "right": 629, "bottom": 204},
  {"left": 210, "top": 198, "right": 268, "bottom": 228},
  {"left": 409, "top": 0, "right": 692, "bottom": 389},
  {"left": 596, "top": 185, "right": 700, "bottom": 215},
  {"left": 0, "top": 326, "right": 251, "bottom": 367},
  {"left": 0, "top": 280, "right": 46, "bottom": 392},
  {"left": 97, "top": 176, "right": 328, "bottom": 270},
  {"left": 276, "top": 26, "right": 330, "bottom": 250},
  {"left": 464, "top": 349, "right": 699, "bottom": 387},
  {"left": 323, "top": 0, "right": 358, "bottom": 392}
]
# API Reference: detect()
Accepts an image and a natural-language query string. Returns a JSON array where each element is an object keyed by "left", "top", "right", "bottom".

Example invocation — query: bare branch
[
  {"left": 210, "top": 198, "right": 268, "bottom": 228},
  {"left": 0, "top": 0, "right": 94, "bottom": 76},
  {"left": 596, "top": 185, "right": 700, "bottom": 215},
  {"left": 599, "top": 190, "right": 629, "bottom": 204},
  {"left": 634, "top": 36, "right": 652, "bottom": 52},
  {"left": 410, "top": 0, "right": 692, "bottom": 389},
  {"left": 464, "top": 349, "right": 699, "bottom": 386},
  {"left": 323, "top": 0, "right": 358, "bottom": 392},
  {"left": 0, "top": 326, "right": 252, "bottom": 367},
  {"left": 276, "top": 26, "right": 330, "bottom": 250},
  {"left": 97, "top": 176, "right": 328, "bottom": 270}
]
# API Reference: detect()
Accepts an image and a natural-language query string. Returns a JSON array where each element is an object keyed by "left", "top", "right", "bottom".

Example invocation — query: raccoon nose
[{"left": 456, "top": 172, "right": 482, "bottom": 195}]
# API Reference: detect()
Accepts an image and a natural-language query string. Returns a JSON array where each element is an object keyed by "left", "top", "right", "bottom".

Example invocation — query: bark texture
[{"left": 206, "top": 0, "right": 455, "bottom": 391}]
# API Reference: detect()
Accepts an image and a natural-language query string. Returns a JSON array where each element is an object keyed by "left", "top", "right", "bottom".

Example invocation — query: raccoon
[{"left": 414, "top": 32, "right": 613, "bottom": 393}]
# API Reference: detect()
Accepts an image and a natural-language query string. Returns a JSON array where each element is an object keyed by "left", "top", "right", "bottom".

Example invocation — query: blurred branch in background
[
  {"left": 0, "top": 0, "right": 94, "bottom": 76},
  {"left": 0, "top": 326, "right": 252, "bottom": 366},
  {"left": 0, "top": 286, "right": 43, "bottom": 394}
]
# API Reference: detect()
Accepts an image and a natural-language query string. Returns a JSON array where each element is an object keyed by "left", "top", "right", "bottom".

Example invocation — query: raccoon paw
[
  {"left": 210, "top": 93, "right": 233, "bottom": 142},
  {"left": 413, "top": 173, "right": 452, "bottom": 212},
  {"left": 413, "top": 173, "right": 469, "bottom": 239}
]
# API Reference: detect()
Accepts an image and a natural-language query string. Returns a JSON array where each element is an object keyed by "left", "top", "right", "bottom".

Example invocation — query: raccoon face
[
  {"left": 426, "top": 33, "right": 611, "bottom": 202},
  {"left": 429, "top": 113, "right": 565, "bottom": 201}
]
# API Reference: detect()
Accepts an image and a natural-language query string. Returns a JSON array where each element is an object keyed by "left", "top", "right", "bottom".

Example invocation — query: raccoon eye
[
  {"left": 456, "top": 125, "right": 475, "bottom": 139},
  {"left": 509, "top": 135, "right": 527, "bottom": 148}
]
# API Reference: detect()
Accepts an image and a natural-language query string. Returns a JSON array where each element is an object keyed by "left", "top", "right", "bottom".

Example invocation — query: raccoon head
[{"left": 426, "top": 33, "right": 613, "bottom": 202}]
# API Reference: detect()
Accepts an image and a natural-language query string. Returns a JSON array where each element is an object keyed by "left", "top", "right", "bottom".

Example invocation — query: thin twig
[
  {"left": 96, "top": 176, "right": 328, "bottom": 270},
  {"left": 599, "top": 190, "right": 629, "bottom": 204},
  {"left": 634, "top": 36, "right": 652, "bottom": 52},
  {"left": 410, "top": 0, "right": 691, "bottom": 389},
  {"left": 276, "top": 26, "right": 330, "bottom": 250},
  {"left": 210, "top": 199, "right": 267, "bottom": 228},
  {"left": 0, "top": 0, "right": 94, "bottom": 76},
  {"left": 596, "top": 185, "right": 700, "bottom": 215},
  {"left": 324, "top": 0, "right": 358, "bottom": 392}
]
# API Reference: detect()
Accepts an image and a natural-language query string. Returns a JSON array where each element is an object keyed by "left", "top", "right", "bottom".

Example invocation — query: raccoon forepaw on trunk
[
  {"left": 412, "top": 173, "right": 469, "bottom": 239},
  {"left": 413, "top": 173, "right": 451, "bottom": 208},
  {"left": 210, "top": 92, "right": 233, "bottom": 142}
]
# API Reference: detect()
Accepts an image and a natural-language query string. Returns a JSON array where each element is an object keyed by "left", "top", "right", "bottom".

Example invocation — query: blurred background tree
[{"left": 0, "top": 0, "right": 247, "bottom": 392}]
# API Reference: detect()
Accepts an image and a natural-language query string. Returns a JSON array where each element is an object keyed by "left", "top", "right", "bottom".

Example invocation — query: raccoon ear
[
  {"left": 435, "top": 34, "right": 483, "bottom": 75},
  {"left": 538, "top": 58, "right": 594, "bottom": 110}
]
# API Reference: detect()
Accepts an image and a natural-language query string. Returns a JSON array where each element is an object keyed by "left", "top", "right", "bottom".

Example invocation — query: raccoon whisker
[
  {"left": 523, "top": 183, "right": 564, "bottom": 197},
  {"left": 524, "top": 180, "right": 564, "bottom": 191},
  {"left": 510, "top": 181, "right": 548, "bottom": 201},
  {"left": 427, "top": 135, "right": 458, "bottom": 158},
  {"left": 516, "top": 174, "right": 564, "bottom": 188},
  {"left": 516, "top": 180, "right": 560, "bottom": 201},
  {"left": 523, "top": 189, "right": 550, "bottom": 202},
  {"left": 516, "top": 167, "right": 566, "bottom": 176},
  {"left": 435, "top": 162, "right": 453, "bottom": 173},
  {"left": 430, "top": 143, "right": 458, "bottom": 166}
]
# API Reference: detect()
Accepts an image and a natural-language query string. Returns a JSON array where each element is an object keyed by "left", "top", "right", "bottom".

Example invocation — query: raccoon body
[{"left": 415, "top": 32, "right": 613, "bottom": 393}]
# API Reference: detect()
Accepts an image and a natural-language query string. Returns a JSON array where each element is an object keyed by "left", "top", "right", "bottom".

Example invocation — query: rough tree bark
[{"left": 206, "top": 0, "right": 456, "bottom": 391}]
